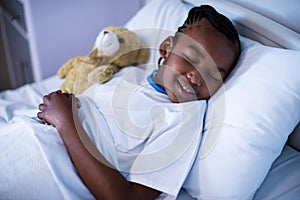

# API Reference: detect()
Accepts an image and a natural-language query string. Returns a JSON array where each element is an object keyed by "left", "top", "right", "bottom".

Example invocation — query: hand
[{"left": 37, "top": 90, "right": 80, "bottom": 130}]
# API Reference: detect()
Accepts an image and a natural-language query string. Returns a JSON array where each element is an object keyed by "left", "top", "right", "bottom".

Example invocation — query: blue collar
[{"left": 147, "top": 70, "right": 167, "bottom": 95}]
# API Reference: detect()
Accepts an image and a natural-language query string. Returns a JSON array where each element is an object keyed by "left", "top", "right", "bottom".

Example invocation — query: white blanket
[{"left": 0, "top": 78, "right": 94, "bottom": 199}]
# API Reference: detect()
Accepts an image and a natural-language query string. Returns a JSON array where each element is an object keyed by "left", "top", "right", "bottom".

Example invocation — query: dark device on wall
[{"left": 0, "top": 0, "right": 34, "bottom": 91}]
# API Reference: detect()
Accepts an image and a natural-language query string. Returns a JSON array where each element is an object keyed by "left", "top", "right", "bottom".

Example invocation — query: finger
[
  {"left": 61, "top": 92, "right": 74, "bottom": 98},
  {"left": 48, "top": 91, "right": 60, "bottom": 97},
  {"left": 75, "top": 98, "right": 81, "bottom": 108},
  {"left": 43, "top": 95, "right": 50, "bottom": 103},
  {"left": 37, "top": 112, "right": 50, "bottom": 125},
  {"left": 38, "top": 103, "right": 46, "bottom": 111},
  {"left": 37, "top": 111, "right": 44, "bottom": 120}
]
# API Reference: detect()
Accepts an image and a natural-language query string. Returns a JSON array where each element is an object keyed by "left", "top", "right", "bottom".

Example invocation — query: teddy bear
[{"left": 57, "top": 26, "right": 149, "bottom": 94}]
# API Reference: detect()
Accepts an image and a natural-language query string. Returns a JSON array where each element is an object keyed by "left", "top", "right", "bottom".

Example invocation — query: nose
[{"left": 186, "top": 71, "right": 202, "bottom": 87}]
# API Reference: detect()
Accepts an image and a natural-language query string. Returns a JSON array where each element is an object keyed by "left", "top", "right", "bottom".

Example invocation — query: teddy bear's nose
[{"left": 103, "top": 31, "right": 109, "bottom": 35}]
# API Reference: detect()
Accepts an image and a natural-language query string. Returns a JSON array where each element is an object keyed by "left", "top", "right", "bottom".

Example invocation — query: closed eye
[
  {"left": 209, "top": 67, "right": 226, "bottom": 82},
  {"left": 182, "top": 54, "right": 198, "bottom": 66}
]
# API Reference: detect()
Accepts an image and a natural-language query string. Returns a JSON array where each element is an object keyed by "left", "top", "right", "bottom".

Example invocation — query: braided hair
[{"left": 178, "top": 5, "right": 240, "bottom": 48}]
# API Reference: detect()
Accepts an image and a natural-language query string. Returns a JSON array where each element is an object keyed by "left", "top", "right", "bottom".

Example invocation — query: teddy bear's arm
[
  {"left": 59, "top": 60, "right": 96, "bottom": 94},
  {"left": 88, "top": 64, "right": 119, "bottom": 84}
]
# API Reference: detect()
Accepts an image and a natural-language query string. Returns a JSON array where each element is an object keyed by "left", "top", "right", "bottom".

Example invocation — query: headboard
[{"left": 183, "top": 0, "right": 300, "bottom": 50}]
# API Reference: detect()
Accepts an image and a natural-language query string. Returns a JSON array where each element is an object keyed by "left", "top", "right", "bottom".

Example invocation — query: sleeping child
[{"left": 37, "top": 5, "right": 240, "bottom": 200}]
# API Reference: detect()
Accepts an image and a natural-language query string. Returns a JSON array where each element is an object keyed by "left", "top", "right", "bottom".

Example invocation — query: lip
[{"left": 176, "top": 76, "right": 195, "bottom": 97}]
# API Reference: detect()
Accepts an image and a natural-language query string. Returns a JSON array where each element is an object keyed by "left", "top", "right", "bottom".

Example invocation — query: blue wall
[{"left": 24, "top": 0, "right": 141, "bottom": 80}]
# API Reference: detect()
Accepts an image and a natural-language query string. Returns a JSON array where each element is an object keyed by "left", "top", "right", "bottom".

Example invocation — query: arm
[{"left": 37, "top": 90, "right": 161, "bottom": 200}]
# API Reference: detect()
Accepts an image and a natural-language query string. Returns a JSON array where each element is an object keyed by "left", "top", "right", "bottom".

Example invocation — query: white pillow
[
  {"left": 125, "top": 0, "right": 192, "bottom": 65},
  {"left": 125, "top": 0, "right": 190, "bottom": 34},
  {"left": 182, "top": 37, "right": 300, "bottom": 199}
]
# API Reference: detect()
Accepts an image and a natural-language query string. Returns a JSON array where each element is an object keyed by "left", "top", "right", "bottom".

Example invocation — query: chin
[
  {"left": 166, "top": 92, "right": 179, "bottom": 103},
  {"left": 170, "top": 97, "right": 180, "bottom": 103},
  {"left": 169, "top": 94, "right": 195, "bottom": 103}
]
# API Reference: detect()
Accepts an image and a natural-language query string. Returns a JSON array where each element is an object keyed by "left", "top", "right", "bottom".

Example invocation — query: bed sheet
[
  {"left": 254, "top": 145, "right": 300, "bottom": 200},
  {"left": 0, "top": 76, "right": 94, "bottom": 199}
]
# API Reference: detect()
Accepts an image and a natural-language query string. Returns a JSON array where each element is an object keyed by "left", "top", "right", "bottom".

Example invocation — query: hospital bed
[{"left": 0, "top": 0, "right": 300, "bottom": 199}]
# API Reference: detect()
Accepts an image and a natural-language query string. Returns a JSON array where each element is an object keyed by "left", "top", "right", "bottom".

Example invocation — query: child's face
[{"left": 157, "top": 19, "right": 239, "bottom": 103}]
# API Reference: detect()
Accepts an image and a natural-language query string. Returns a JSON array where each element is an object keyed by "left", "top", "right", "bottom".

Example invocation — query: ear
[{"left": 159, "top": 36, "right": 174, "bottom": 59}]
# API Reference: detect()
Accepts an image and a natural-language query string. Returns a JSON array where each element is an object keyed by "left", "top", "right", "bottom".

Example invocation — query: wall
[{"left": 23, "top": 0, "right": 142, "bottom": 81}]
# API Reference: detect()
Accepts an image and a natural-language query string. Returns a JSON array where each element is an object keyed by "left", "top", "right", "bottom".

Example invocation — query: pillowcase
[
  {"left": 182, "top": 37, "right": 300, "bottom": 199},
  {"left": 125, "top": 0, "right": 190, "bottom": 37},
  {"left": 125, "top": 0, "right": 192, "bottom": 65}
]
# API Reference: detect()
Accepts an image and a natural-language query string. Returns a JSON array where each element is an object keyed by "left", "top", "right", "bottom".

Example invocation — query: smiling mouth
[{"left": 177, "top": 77, "right": 195, "bottom": 96}]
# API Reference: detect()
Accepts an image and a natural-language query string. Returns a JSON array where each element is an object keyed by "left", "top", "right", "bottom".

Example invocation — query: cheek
[
  {"left": 215, "top": 48, "right": 237, "bottom": 72},
  {"left": 196, "top": 87, "right": 210, "bottom": 100},
  {"left": 206, "top": 82, "right": 223, "bottom": 97},
  {"left": 160, "top": 65, "right": 178, "bottom": 85},
  {"left": 164, "top": 53, "right": 189, "bottom": 73}
]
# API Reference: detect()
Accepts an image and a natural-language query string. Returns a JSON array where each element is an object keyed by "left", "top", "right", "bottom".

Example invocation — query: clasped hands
[{"left": 37, "top": 90, "right": 81, "bottom": 128}]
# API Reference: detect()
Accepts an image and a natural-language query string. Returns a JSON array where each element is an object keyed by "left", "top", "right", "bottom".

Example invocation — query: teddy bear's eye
[{"left": 118, "top": 38, "right": 125, "bottom": 43}]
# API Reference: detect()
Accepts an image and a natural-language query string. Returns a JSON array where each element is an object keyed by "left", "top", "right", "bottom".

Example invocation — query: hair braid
[{"left": 178, "top": 5, "right": 240, "bottom": 45}]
